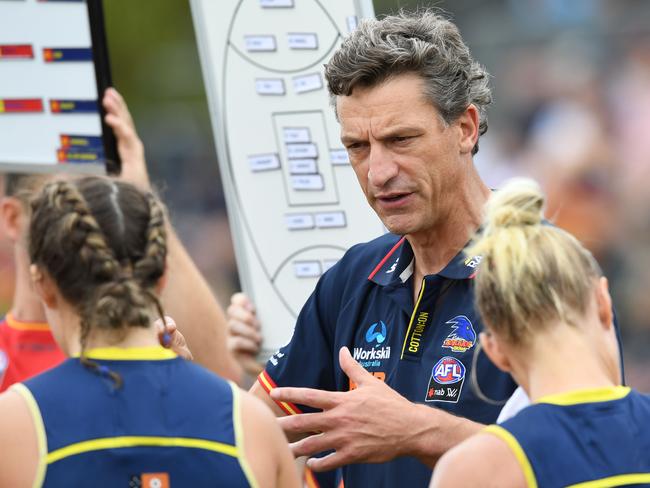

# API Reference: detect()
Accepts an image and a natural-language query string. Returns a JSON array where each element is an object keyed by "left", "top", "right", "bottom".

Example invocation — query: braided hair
[{"left": 28, "top": 177, "right": 168, "bottom": 387}]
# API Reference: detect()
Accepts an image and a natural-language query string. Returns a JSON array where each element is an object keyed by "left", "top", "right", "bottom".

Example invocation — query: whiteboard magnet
[
  {"left": 248, "top": 153, "right": 280, "bottom": 172},
  {"left": 316, "top": 211, "right": 346, "bottom": 228},
  {"left": 255, "top": 78, "right": 286, "bottom": 95},
  {"left": 288, "top": 33, "right": 318, "bottom": 50},
  {"left": 293, "top": 261, "right": 322, "bottom": 278},
  {"left": 283, "top": 127, "right": 311, "bottom": 143},
  {"left": 289, "top": 158, "right": 318, "bottom": 174},
  {"left": 291, "top": 174, "right": 324, "bottom": 191},
  {"left": 292, "top": 73, "right": 323, "bottom": 94},
  {"left": 330, "top": 149, "right": 350, "bottom": 165},
  {"left": 286, "top": 142, "right": 318, "bottom": 159},
  {"left": 260, "top": 0, "right": 294, "bottom": 7},
  {"left": 285, "top": 213, "right": 315, "bottom": 230},
  {"left": 347, "top": 16, "right": 358, "bottom": 32},
  {"left": 244, "top": 35, "right": 277, "bottom": 52}
]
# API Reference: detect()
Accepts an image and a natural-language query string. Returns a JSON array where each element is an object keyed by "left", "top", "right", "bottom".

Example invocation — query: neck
[
  {"left": 511, "top": 323, "right": 619, "bottom": 402},
  {"left": 60, "top": 310, "right": 160, "bottom": 356},
  {"left": 11, "top": 245, "right": 46, "bottom": 322},
  {"left": 410, "top": 171, "right": 490, "bottom": 282}
]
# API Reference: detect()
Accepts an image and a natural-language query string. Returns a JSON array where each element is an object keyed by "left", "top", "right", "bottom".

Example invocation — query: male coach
[{"left": 228, "top": 10, "right": 623, "bottom": 487}]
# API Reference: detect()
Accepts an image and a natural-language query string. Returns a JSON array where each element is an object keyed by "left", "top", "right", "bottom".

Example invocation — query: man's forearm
[
  {"left": 405, "top": 404, "right": 484, "bottom": 467},
  {"left": 162, "top": 223, "right": 242, "bottom": 382}
]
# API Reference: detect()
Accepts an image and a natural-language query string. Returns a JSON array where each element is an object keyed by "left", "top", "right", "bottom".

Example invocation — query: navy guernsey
[
  {"left": 260, "top": 233, "right": 518, "bottom": 487},
  {"left": 486, "top": 386, "right": 650, "bottom": 487},
  {"left": 15, "top": 346, "right": 256, "bottom": 488}
]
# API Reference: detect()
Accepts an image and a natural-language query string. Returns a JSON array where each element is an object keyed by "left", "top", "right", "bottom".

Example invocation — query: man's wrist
[{"left": 404, "top": 404, "right": 484, "bottom": 467}]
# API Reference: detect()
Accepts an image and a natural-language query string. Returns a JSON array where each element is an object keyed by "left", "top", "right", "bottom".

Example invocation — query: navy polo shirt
[{"left": 259, "top": 232, "right": 517, "bottom": 487}]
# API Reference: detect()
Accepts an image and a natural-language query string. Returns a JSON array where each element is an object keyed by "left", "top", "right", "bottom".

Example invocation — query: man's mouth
[{"left": 375, "top": 192, "right": 412, "bottom": 208}]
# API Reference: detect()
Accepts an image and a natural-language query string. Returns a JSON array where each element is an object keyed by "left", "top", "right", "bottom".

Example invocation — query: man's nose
[{"left": 367, "top": 145, "right": 398, "bottom": 188}]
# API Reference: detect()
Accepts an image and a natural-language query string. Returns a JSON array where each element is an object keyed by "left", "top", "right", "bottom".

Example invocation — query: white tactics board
[{"left": 191, "top": 0, "right": 382, "bottom": 357}]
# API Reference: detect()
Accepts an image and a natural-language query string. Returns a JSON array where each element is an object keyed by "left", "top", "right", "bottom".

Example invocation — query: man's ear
[
  {"left": 456, "top": 104, "right": 480, "bottom": 155},
  {"left": 480, "top": 330, "right": 512, "bottom": 373},
  {"left": 0, "top": 197, "right": 26, "bottom": 242},
  {"left": 595, "top": 276, "right": 613, "bottom": 331},
  {"left": 30, "top": 264, "right": 58, "bottom": 309}
]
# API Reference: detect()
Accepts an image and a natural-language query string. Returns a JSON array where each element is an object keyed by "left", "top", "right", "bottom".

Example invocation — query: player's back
[
  {"left": 487, "top": 386, "right": 650, "bottom": 487},
  {"left": 15, "top": 346, "right": 255, "bottom": 487}
]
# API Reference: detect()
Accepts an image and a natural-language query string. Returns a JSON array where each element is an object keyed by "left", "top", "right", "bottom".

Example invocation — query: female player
[
  {"left": 0, "top": 177, "right": 299, "bottom": 488},
  {"left": 431, "top": 178, "right": 650, "bottom": 488}
]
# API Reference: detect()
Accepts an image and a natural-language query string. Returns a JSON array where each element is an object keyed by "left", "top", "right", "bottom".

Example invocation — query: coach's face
[{"left": 338, "top": 73, "right": 478, "bottom": 238}]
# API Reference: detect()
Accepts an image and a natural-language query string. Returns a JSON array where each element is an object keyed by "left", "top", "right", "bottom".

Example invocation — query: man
[
  {"left": 0, "top": 88, "right": 241, "bottom": 391},
  {"left": 229, "top": 10, "right": 622, "bottom": 487}
]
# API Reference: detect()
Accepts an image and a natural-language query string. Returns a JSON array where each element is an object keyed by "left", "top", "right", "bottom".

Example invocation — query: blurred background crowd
[{"left": 0, "top": 0, "right": 648, "bottom": 389}]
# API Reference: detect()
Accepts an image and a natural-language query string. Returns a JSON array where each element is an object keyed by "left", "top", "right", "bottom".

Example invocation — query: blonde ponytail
[{"left": 467, "top": 178, "right": 601, "bottom": 344}]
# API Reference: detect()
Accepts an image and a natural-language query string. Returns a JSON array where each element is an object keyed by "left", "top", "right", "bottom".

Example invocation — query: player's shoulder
[{"left": 432, "top": 429, "right": 525, "bottom": 488}]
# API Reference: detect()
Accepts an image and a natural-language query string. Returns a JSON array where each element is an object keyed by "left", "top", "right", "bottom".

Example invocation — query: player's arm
[
  {"left": 238, "top": 388, "right": 301, "bottom": 488},
  {"left": 103, "top": 88, "right": 242, "bottom": 382},
  {"left": 430, "top": 430, "right": 526, "bottom": 488},
  {"left": 0, "top": 389, "right": 40, "bottom": 487}
]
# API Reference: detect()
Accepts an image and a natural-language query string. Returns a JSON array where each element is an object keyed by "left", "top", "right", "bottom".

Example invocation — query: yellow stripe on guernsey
[
  {"left": 0, "top": 100, "right": 4, "bottom": 113},
  {"left": 10, "top": 384, "right": 48, "bottom": 488},
  {"left": 536, "top": 386, "right": 631, "bottom": 406},
  {"left": 566, "top": 473, "right": 650, "bottom": 488},
  {"left": 229, "top": 381, "right": 260, "bottom": 488},
  {"left": 6, "top": 313, "right": 50, "bottom": 332},
  {"left": 73, "top": 345, "right": 177, "bottom": 361},
  {"left": 46, "top": 436, "right": 239, "bottom": 464},
  {"left": 400, "top": 279, "right": 426, "bottom": 359},
  {"left": 483, "top": 425, "right": 538, "bottom": 488}
]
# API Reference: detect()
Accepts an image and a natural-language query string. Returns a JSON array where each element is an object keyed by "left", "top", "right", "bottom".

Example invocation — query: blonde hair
[{"left": 466, "top": 178, "right": 601, "bottom": 345}]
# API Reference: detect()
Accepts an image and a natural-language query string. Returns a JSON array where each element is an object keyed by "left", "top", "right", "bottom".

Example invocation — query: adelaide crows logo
[{"left": 442, "top": 315, "right": 476, "bottom": 353}]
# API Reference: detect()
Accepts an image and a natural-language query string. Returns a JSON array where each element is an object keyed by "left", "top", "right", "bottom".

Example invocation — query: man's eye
[{"left": 393, "top": 136, "right": 411, "bottom": 143}]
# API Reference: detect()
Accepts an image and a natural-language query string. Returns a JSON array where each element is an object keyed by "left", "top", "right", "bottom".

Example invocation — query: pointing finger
[{"left": 271, "top": 386, "right": 340, "bottom": 410}]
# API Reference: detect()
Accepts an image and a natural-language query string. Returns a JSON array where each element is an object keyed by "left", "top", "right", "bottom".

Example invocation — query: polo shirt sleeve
[{"left": 257, "top": 269, "right": 340, "bottom": 415}]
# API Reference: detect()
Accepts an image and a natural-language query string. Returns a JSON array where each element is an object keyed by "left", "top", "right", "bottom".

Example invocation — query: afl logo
[{"left": 432, "top": 356, "right": 465, "bottom": 385}]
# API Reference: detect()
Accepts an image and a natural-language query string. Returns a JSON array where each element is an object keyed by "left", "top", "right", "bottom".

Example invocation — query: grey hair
[{"left": 325, "top": 9, "right": 492, "bottom": 155}]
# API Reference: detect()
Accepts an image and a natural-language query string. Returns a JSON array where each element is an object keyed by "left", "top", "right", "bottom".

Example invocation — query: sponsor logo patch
[
  {"left": 129, "top": 473, "right": 170, "bottom": 488},
  {"left": 441, "top": 315, "right": 476, "bottom": 353},
  {"left": 354, "top": 321, "right": 391, "bottom": 368},
  {"left": 425, "top": 356, "right": 466, "bottom": 403}
]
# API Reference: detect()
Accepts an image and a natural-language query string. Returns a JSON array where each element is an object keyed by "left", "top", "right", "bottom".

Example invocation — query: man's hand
[
  {"left": 155, "top": 316, "right": 193, "bottom": 361},
  {"left": 271, "top": 346, "right": 419, "bottom": 471},
  {"left": 102, "top": 87, "right": 150, "bottom": 190},
  {"left": 227, "top": 293, "right": 264, "bottom": 376}
]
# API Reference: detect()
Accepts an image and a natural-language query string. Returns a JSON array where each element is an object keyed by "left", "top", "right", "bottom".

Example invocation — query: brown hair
[
  {"left": 324, "top": 9, "right": 491, "bottom": 155},
  {"left": 466, "top": 178, "right": 601, "bottom": 345},
  {"left": 28, "top": 176, "right": 167, "bottom": 383}
]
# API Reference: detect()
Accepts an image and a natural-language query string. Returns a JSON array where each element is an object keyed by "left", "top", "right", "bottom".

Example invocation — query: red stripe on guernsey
[
  {"left": 367, "top": 236, "right": 406, "bottom": 280},
  {"left": 257, "top": 370, "right": 303, "bottom": 415},
  {"left": 0, "top": 45, "right": 33, "bottom": 59}
]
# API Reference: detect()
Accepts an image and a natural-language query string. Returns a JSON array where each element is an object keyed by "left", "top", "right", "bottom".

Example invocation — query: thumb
[{"left": 339, "top": 346, "right": 372, "bottom": 386}]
